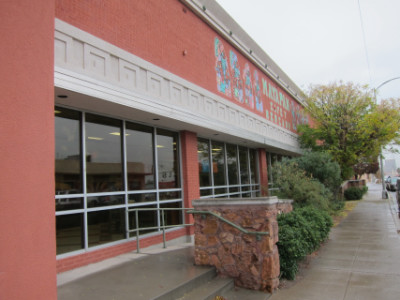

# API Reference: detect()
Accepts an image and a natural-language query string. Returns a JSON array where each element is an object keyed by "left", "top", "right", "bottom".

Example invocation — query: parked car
[{"left": 386, "top": 177, "right": 400, "bottom": 191}]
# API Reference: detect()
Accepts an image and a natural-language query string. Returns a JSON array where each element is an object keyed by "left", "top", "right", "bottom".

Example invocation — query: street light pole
[{"left": 374, "top": 76, "right": 400, "bottom": 199}]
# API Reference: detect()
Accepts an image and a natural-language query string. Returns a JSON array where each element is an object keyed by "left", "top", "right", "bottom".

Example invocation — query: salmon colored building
[{"left": 0, "top": 0, "right": 308, "bottom": 298}]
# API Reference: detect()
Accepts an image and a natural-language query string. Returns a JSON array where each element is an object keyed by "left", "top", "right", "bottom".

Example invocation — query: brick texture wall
[
  {"left": 180, "top": 131, "right": 200, "bottom": 234},
  {"left": 57, "top": 228, "right": 187, "bottom": 273},
  {"left": 55, "top": 0, "right": 299, "bottom": 123},
  {"left": 258, "top": 148, "right": 269, "bottom": 196}
]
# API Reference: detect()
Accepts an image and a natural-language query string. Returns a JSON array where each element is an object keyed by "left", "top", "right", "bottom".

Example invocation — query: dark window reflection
[
  {"left": 200, "top": 189, "right": 212, "bottom": 197},
  {"left": 157, "top": 129, "right": 180, "bottom": 189},
  {"left": 126, "top": 123, "right": 155, "bottom": 190},
  {"left": 128, "top": 205, "right": 157, "bottom": 236},
  {"left": 198, "top": 139, "right": 211, "bottom": 187},
  {"left": 56, "top": 197, "right": 83, "bottom": 211},
  {"left": 87, "top": 195, "right": 124, "bottom": 208},
  {"left": 159, "top": 191, "right": 181, "bottom": 201},
  {"left": 239, "top": 147, "right": 249, "bottom": 185},
  {"left": 56, "top": 214, "right": 84, "bottom": 254},
  {"left": 88, "top": 209, "right": 125, "bottom": 247},
  {"left": 55, "top": 107, "right": 82, "bottom": 194},
  {"left": 226, "top": 144, "right": 238, "bottom": 185},
  {"left": 128, "top": 193, "right": 156, "bottom": 204},
  {"left": 212, "top": 141, "right": 225, "bottom": 186},
  {"left": 85, "top": 114, "right": 123, "bottom": 193},
  {"left": 215, "top": 188, "right": 227, "bottom": 195},
  {"left": 160, "top": 202, "right": 182, "bottom": 226},
  {"left": 229, "top": 187, "right": 239, "bottom": 193},
  {"left": 249, "top": 149, "right": 258, "bottom": 184}
]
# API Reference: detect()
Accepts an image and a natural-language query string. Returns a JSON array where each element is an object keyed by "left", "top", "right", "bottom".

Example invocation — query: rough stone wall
[{"left": 193, "top": 199, "right": 292, "bottom": 293}]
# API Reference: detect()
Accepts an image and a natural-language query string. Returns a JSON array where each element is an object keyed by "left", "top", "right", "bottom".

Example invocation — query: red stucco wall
[
  {"left": 55, "top": 0, "right": 308, "bottom": 134},
  {"left": 258, "top": 149, "right": 269, "bottom": 195},
  {"left": 180, "top": 131, "right": 200, "bottom": 234},
  {"left": 0, "top": 1, "right": 56, "bottom": 299}
]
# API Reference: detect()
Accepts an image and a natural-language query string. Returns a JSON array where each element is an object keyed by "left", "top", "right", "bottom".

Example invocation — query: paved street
[{"left": 269, "top": 183, "right": 400, "bottom": 300}]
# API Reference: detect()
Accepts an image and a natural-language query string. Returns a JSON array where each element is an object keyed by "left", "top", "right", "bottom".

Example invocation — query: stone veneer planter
[{"left": 192, "top": 197, "right": 293, "bottom": 293}]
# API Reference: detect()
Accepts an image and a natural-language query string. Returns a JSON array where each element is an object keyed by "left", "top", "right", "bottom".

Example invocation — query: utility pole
[{"left": 374, "top": 76, "right": 400, "bottom": 199}]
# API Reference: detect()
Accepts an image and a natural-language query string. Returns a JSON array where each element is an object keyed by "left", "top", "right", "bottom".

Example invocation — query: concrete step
[
  {"left": 222, "top": 286, "right": 271, "bottom": 300},
  {"left": 152, "top": 267, "right": 224, "bottom": 300},
  {"left": 57, "top": 244, "right": 271, "bottom": 300},
  {"left": 172, "top": 277, "right": 234, "bottom": 300}
]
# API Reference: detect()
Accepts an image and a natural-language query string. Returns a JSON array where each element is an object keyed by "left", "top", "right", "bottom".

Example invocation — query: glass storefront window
[
  {"left": 249, "top": 149, "right": 258, "bottom": 184},
  {"left": 198, "top": 139, "right": 211, "bottom": 187},
  {"left": 212, "top": 141, "right": 225, "bottom": 186},
  {"left": 56, "top": 214, "right": 84, "bottom": 255},
  {"left": 160, "top": 202, "right": 183, "bottom": 226},
  {"left": 200, "top": 188, "right": 212, "bottom": 197},
  {"left": 226, "top": 144, "right": 238, "bottom": 185},
  {"left": 56, "top": 197, "right": 83, "bottom": 211},
  {"left": 55, "top": 107, "right": 184, "bottom": 256},
  {"left": 126, "top": 123, "right": 155, "bottom": 190},
  {"left": 239, "top": 147, "right": 249, "bottom": 185},
  {"left": 88, "top": 209, "right": 125, "bottom": 247},
  {"left": 159, "top": 191, "right": 181, "bottom": 201},
  {"left": 87, "top": 195, "right": 124, "bottom": 208},
  {"left": 198, "top": 138, "right": 261, "bottom": 199},
  {"left": 85, "top": 114, "right": 123, "bottom": 193},
  {"left": 128, "top": 193, "right": 156, "bottom": 204},
  {"left": 128, "top": 205, "right": 158, "bottom": 236},
  {"left": 157, "top": 129, "right": 180, "bottom": 189},
  {"left": 55, "top": 107, "right": 82, "bottom": 194}
]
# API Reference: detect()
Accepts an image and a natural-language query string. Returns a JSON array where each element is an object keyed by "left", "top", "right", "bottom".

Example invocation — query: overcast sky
[
  {"left": 216, "top": 0, "right": 400, "bottom": 101},
  {"left": 216, "top": 0, "right": 400, "bottom": 169}
]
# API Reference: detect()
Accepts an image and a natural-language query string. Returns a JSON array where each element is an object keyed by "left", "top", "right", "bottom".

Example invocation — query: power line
[{"left": 357, "top": 0, "right": 373, "bottom": 86}]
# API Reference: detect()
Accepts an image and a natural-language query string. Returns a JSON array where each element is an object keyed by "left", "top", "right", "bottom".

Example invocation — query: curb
[{"left": 387, "top": 192, "right": 400, "bottom": 233}]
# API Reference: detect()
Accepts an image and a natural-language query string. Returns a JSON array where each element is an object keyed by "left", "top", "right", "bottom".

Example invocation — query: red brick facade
[
  {"left": 55, "top": 0, "right": 305, "bottom": 131},
  {"left": 180, "top": 131, "right": 200, "bottom": 234},
  {"left": 1, "top": 0, "right": 56, "bottom": 299},
  {"left": 258, "top": 148, "right": 269, "bottom": 196},
  {"left": 57, "top": 228, "right": 187, "bottom": 273}
]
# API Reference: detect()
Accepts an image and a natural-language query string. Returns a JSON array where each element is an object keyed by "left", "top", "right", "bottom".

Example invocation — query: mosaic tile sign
[{"left": 214, "top": 37, "right": 309, "bottom": 133}]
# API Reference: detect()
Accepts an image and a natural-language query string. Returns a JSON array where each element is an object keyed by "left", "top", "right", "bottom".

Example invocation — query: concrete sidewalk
[{"left": 269, "top": 183, "right": 400, "bottom": 300}]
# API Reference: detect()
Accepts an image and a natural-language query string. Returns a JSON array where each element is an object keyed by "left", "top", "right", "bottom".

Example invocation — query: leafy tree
[
  {"left": 298, "top": 82, "right": 400, "bottom": 179},
  {"left": 353, "top": 161, "right": 379, "bottom": 179},
  {"left": 292, "top": 151, "right": 341, "bottom": 195}
]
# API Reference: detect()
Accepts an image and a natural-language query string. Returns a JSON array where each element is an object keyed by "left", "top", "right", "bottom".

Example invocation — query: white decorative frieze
[
  {"left": 54, "top": 31, "right": 73, "bottom": 66},
  {"left": 84, "top": 44, "right": 111, "bottom": 78},
  {"left": 188, "top": 90, "right": 201, "bottom": 112},
  {"left": 146, "top": 71, "right": 163, "bottom": 99},
  {"left": 169, "top": 82, "right": 185, "bottom": 107},
  {"left": 54, "top": 19, "right": 300, "bottom": 153},
  {"left": 119, "top": 59, "right": 140, "bottom": 89},
  {"left": 204, "top": 97, "right": 216, "bottom": 118}
]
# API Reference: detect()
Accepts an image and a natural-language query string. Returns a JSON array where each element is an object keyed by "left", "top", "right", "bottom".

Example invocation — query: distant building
[{"left": 384, "top": 159, "right": 397, "bottom": 176}]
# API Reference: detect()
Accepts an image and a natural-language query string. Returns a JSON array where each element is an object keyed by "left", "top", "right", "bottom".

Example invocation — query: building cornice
[{"left": 181, "top": 0, "right": 305, "bottom": 105}]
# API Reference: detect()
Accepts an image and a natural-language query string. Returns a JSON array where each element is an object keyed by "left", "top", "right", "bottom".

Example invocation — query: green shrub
[
  {"left": 361, "top": 185, "right": 368, "bottom": 195},
  {"left": 272, "top": 159, "right": 332, "bottom": 211},
  {"left": 344, "top": 187, "right": 364, "bottom": 200},
  {"left": 293, "top": 152, "right": 342, "bottom": 195},
  {"left": 277, "top": 207, "right": 332, "bottom": 280},
  {"left": 330, "top": 198, "right": 345, "bottom": 212}
]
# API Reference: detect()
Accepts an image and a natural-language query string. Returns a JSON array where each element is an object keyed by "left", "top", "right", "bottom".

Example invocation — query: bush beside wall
[
  {"left": 344, "top": 186, "right": 368, "bottom": 200},
  {"left": 277, "top": 207, "right": 333, "bottom": 280}
]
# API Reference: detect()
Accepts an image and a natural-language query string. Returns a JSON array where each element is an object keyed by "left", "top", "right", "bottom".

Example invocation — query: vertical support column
[
  {"left": 180, "top": 131, "right": 200, "bottom": 235},
  {"left": 258, "top": 148, "right": 269, "bottom": 196},
  {"left": 0, "top": 0, "right": 56, "bottom": 299}
]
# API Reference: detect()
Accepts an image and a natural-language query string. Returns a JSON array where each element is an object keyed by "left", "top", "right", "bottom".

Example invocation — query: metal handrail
[
  {"left": 127, "top": 207, "right": 193, "bottom": 253},
  {"left": 127, "top": 207, "right": 270, "bottom": 253},
  {"left": 187, "top": 210, "right": 269, "bottom": 240}
]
